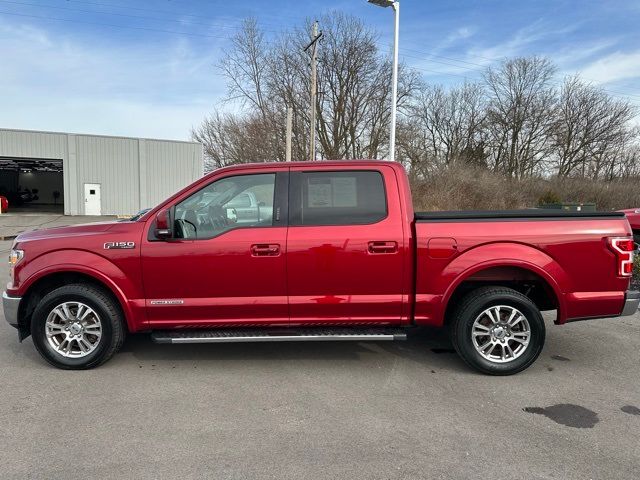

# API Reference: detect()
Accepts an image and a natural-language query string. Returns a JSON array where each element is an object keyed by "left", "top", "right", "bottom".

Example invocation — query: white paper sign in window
[
  {"left": 307, "top": 176, "right": 358, "bottom": 208},
  {"left": 331, "top": 177, "right": 357, "bottom": 207},
  {"left": 307, "top": 178, "right": 332, "bottom": 207}
]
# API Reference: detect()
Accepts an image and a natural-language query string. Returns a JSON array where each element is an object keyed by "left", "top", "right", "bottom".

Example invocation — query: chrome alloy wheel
[
  {"left": 45, "top": 302, "right": 102, "bottom": 358},
  {"left": 471, "top": 305, "right": 531, "bottom": 363}
]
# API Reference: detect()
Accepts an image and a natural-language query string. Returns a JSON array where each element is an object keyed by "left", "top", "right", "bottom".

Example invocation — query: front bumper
[
  {"left": 2, "top": 291, "right": 20, "bottom": 328},
  {"left": 621, "top": 290, "right": 640, "bottom": 316}
]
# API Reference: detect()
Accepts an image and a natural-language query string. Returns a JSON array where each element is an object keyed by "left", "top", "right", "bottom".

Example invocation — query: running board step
[{"left": 151, "top": 327, "right": 407, "bottom": 344}]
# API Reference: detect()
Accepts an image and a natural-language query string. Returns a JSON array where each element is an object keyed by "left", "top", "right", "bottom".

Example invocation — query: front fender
[{"left": 14, "top": 250, "right": 144, "bottom": 332}]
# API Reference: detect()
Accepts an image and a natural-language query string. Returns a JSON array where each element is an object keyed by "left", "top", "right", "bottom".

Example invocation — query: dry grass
[{"left": 411, "top": 165, "right": 640, "bottom": 211}]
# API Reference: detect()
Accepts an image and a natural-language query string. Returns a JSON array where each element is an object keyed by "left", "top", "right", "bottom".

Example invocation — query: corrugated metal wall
[
  {"left": 0, "top": 129, "right": 66, "bottom": 158},
  {"left": 75, "top": 135, "right": 140, "bottom": 215},
  {"left": 0, "top": 129, "right": 203, "bottom": 215},
  {"left": 144, "top": 140, "right": 203, "bottom": 208}
]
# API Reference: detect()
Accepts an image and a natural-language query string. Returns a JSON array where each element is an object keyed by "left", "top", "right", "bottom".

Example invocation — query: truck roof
[{"left": 206, "top": 160, "right": 403, "bottom": 177}]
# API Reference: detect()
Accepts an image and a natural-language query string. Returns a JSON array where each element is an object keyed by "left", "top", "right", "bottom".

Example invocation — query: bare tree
[
  {"left": 616, "top": 137, "right": 640, "bottom": 178},
  {"left": 218, "top": 18, "right": 283, "bottom": 160},
  {"left": 483, "top": 57, "right": 557, "bottom": 178},
  {"left": 551, "top": 76, "right": 636, "bottom": 179},
  {"left": 403, "top": 82, "right": 486, "bottom": 174},
  {"left": 196, "top": 21, "right": 640, "bottom": 184},
  {"left": 194, "top": 13, "right": 418, "bottom": 168},
  {"left": 220, "top": 18, "right": 270, "bottom": 115},
  {"left": 191, "top": 110, "right": 277, "bottom": 171},
  {"left": 311, "top": 13, "right": 418, "bottom": 159}
]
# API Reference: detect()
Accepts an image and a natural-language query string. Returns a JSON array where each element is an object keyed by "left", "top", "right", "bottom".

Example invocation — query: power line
[
  {"left": 400, "top": 52, "right": 484, "bottom": 75},
  {"left": 404, "top": 61, "right": 481, "bottom": 81},
  {"left": 0, "top": 9, "right": 236, "bottom": 40},
  {"left": 402, "top": 47, "right": 495, "bottom": 68},
  {"left": 60, "top": 0, "right": 305, "bottom": 28},
  {"left": 0, "top": 0, "right": 272, "bottom": 33}
]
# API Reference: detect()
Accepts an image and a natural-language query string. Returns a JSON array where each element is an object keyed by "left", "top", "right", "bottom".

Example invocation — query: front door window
[{"left": 174, "top": 173, "right": 276, "bottom": 239}]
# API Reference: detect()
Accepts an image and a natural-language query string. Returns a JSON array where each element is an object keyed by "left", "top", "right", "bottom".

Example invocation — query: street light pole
[
  {"left": 368, "top": 0, "right": 400, "bottom": 162},
  {"left": 389, "top": 1, "right": 399, "bottom": 162}
]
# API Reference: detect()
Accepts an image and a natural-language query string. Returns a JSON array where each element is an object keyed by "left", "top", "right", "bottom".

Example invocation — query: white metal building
[{"left": 0, "top": 128, "right": 203, "bottom": 216}]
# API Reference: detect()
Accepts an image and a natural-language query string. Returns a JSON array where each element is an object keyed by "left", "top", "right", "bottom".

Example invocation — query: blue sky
[{"left": 1, "top": 0, "right": 639, "bottom": 140}]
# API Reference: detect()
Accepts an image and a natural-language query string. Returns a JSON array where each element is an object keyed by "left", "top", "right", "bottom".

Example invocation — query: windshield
[{"left": 126, "top": 208, "right": 151, "bottom": 221}]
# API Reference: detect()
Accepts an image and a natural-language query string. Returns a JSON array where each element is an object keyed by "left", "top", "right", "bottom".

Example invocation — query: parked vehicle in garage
[
  {"left": 620, "top": 208, "right": 640, "bottom": 246},
  {"left": 18, "top": 187, "right": 39, "bottom": 204},
  {"left": 3, "top": 161, "right": 638, "bottom": 374},
  {"left": 0, "top": 195, "right": 7, "bottom": 213}
]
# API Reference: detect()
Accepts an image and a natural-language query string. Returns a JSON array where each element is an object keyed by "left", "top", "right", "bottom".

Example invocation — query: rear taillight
[{"left": 608, "top": 237, "right": 635, "bottom": 277}]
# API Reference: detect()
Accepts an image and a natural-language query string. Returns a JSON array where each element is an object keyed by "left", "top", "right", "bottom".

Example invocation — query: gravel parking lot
[{"left": 1, "top": 215, "right": 639, "bottom": 479}]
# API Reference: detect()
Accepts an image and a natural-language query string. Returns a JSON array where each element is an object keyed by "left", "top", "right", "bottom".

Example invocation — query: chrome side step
[{"left": 151, "top": 327, "right": 407, "bottom": 344}]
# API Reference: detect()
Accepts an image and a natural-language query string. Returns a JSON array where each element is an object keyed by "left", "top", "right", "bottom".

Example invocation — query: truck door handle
[
  {"left": 368, "top": 241, "right": 398, "bottom": 254},
  {"left": 251, "top": 244, "right": 281, "bottom": 257}
]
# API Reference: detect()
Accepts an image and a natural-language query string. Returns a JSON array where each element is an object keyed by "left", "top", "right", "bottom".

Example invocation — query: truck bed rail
[{"left": 415, "top": 210, "right": 625, "bottom": 222}]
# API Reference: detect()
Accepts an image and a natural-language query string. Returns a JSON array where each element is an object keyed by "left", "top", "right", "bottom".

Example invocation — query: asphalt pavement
[{"left": 0, "top": 215, "right": 639, "bottom": 479}]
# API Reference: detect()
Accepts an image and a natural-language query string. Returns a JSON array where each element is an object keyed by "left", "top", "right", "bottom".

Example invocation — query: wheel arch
[
  {"left": 18, "top": 268, "right": 134, "bottom": 335},
  {"left": 438, "top": 245, "right": 568, "bottom": 326}
]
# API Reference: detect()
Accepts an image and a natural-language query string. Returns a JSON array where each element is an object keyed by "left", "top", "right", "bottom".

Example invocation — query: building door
[{"left": 83, "top": 183, "right": 101, "bottom": 215}]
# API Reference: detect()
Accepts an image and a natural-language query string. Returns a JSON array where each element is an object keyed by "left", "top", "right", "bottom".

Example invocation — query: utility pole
[
  {"left": 285, "top": 106, "right": 293, "bottom": 162},
  {"left": 304, "top": 21, "right": 322, "bottom": 161}
]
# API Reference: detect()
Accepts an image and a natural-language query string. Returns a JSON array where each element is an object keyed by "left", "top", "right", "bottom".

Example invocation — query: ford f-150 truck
[{"left": 3, "top": 161, "right": 638, "bottom": 374}]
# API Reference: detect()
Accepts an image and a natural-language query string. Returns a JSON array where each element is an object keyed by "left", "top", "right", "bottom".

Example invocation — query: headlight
[{"left": 8, "top": 249, "right": 24, "bottom": 267}]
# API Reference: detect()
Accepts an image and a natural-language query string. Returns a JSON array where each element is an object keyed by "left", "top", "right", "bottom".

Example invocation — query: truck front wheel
[
  {"left": 450, "top": 286, "right": 545, "bottom": 375},
  {"left": 31, "top": 284, "right": 126, "bottom": 369}
]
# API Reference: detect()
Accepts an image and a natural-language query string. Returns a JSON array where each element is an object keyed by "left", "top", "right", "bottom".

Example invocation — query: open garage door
[{"left": 0, "top": 157, "right": 64, "bottom": 213}]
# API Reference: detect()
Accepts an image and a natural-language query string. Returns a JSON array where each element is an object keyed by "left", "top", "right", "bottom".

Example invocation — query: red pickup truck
[{"left": 3, "top": 161, "right": 638, "bottom": 374}]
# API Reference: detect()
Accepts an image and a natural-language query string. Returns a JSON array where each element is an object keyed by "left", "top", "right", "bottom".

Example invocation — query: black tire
[
  {"left": 449, "top": 286, "right": 545, "bottom": 375},
  {"left": 31, "top": 284, "right": 126, "bottom": 369}
]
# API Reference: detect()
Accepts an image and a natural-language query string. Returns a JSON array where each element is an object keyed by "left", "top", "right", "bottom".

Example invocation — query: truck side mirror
[{"left": 155, "top": 208, "right": 173, "bottom": 239}]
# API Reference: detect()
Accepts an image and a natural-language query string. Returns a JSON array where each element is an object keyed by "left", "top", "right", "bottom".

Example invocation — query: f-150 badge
[{"left": 104, "top": 241, "right": 136, "bottom": 249}]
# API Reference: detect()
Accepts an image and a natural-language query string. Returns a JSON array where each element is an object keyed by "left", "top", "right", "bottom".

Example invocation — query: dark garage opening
[{"left": 0, "top": 157, "right": 64, "bottom": 213}]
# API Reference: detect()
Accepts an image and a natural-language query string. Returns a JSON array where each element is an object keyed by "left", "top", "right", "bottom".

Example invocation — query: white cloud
[
  {"left": 0, "top": 19, "right": 226, "bottom": 140},
  {"left": 578, "top": 50, "right": 640, "bottom": 85},
  {"left": 445, "top": 27, "right": 475, "bottom": 43},
  {"left": 553, "top": 39, "right": 618, "bottom": 72},
  {"left": 468, "top": 19, "right": 580, "bottom": 62},
  {"left": 404, "top": 20, "right": 573, "bottom": 82}
]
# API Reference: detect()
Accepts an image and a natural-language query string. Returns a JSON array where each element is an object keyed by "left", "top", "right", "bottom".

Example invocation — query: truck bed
[{"left": 413, "top": 210, "right": 632, "bottom": 325}]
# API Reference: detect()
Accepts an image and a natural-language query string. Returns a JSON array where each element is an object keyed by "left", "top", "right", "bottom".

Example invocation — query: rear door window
[{"left": 290, "top": 170, "right": 387, "bottom": 226}]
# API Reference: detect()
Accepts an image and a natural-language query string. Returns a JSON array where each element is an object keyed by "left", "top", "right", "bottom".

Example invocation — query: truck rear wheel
[
  {"left": 450, "top": 286, "right": 545, "bottom": 375},
  {"left": 31, "top": 284, "right": 126, "bottom": 369}
]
